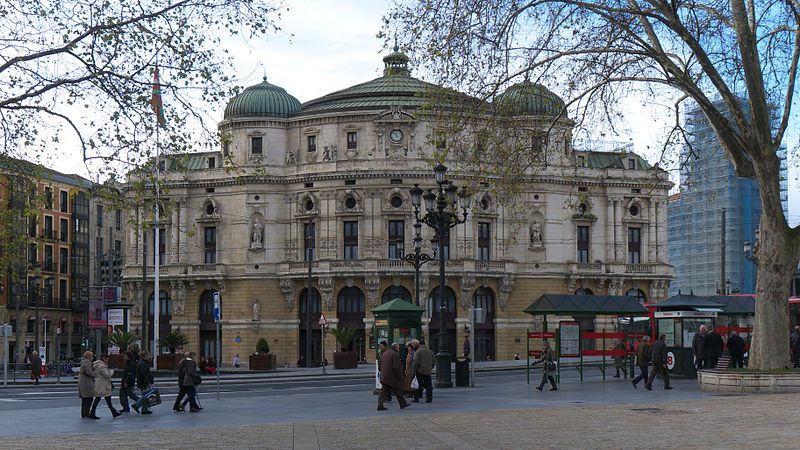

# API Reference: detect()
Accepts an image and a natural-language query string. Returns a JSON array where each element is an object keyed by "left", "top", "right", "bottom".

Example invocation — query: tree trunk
[{"left": 748, "top": 151, "right": 798, "bottom": 370}]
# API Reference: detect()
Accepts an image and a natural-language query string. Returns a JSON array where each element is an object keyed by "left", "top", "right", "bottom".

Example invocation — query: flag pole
[{"left": 153, "top": 63, "right": 162, "bottom": 369}]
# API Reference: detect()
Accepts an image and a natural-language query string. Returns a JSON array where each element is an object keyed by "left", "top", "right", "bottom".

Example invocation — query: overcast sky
[{"left": 55, "top": 0, "right": 799, "bottom": 226}]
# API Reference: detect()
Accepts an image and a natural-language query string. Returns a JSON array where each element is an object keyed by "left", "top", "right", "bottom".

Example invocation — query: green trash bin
[{"left": 455, "top": 357, "right": 470, "bottom": 387}]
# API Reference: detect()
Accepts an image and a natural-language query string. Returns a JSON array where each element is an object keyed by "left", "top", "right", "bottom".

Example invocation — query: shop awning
[{"left": 524, "top": 294, "right": 650, "bottom": 316}]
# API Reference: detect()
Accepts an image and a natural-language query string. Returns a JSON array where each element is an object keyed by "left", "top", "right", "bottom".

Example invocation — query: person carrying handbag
[
  {"left": 181, "top": 352, "right": 203, "bottom": 412},
  {"left": 534, "top": 340, "right": 558, "bottom": 391}
]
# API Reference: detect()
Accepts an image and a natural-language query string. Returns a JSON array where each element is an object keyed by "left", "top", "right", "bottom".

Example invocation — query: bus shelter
[
  {"left": 651, "top": 293, "right": 725, "bottom": 378},
  {"left": 711, "top": 294, "right": 755, "bottom": 359},
  {"left": 523, "top": 294, "right": 650, "bottom": 383}
]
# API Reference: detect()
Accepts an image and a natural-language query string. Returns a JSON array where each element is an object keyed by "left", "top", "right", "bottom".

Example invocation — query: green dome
[
  {"left": 496, "top": 81, "right": 566, "bottom": 117},
  {"left": 224, "top": 78, "right": 301, "bottom": 119}
]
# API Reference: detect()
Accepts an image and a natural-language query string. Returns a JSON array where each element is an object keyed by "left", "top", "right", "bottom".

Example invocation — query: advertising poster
[
  {"left": 88, "top": 287, "right": 106, "bottom": 328},
  {"left": 559, "top": 321, "right": 581, "bottom": 357}
]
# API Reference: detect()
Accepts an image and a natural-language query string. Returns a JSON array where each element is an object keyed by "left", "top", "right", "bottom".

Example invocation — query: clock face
[{"left": 390, "top": 129, "right": 403, "bottom": 143}]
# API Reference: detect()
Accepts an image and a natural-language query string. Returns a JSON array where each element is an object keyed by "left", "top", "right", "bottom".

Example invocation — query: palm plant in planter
[
  {"left": 107, "top": 332, "right": 136, "bottom": 369},
  {"left": 157, "top": 329, "right": 189, "bottom": 370},
  {"left": 249, "top": 337, "right": 276, "bottom": 370},
  {"left": 329, "top": 327, "right": 358, "bottom": 369}
]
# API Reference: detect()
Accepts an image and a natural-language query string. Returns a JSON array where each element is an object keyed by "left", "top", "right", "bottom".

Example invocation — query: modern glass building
[{"left": 668, "top": 102, "right": 789, "bottom": 296}]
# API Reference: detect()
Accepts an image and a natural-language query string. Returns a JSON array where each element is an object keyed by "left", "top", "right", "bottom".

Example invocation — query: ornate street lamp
[
  {"left": 410, "top": 165, "right": 471, "bottom": 388},
  {"left": 402, "top": 210, "right": 434, "bottom": 306}
]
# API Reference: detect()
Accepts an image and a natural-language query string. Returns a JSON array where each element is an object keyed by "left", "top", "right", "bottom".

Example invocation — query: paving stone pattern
[{"left": 2, "top": 393, "right": 799, "bottom": 449}]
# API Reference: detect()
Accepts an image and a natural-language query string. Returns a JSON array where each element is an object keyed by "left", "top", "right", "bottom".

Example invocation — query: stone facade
[{"left": 123, "top": 51, "right": 672, "bottom": 367}]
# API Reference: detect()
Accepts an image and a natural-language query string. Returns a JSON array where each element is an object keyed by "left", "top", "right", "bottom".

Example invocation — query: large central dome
[{"left": 299, "top": 49, "right": 449, "bottom": 116}]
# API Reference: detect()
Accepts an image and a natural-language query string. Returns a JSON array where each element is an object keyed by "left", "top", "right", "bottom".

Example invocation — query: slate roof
[{"left": 524, "top": 294, "right": 650, "bottom": 315}]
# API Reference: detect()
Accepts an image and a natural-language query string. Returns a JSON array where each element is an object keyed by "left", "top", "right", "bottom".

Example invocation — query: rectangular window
[
  {"left": 28, "top": 216, "right": 37, "bottom": 237},
  {"left": 59, "top": 248, "right": 68, "bottom": 274},
  {"left": 577, "top": 225, "right": 590, "bottom": 263},
  {"left": 60, "top": 190, "right": 69, "bottom": 213},
  {"left": 44, "top": 245, "right": 54, "bottom": 271},
  {"left": 44, "top": 187, "right": 53, "bottom": 209},
  {"left": 346, "top": 132, "right": 358, "bottom": 150},
  {"left": 307, "top": 135, "right": 317, "bottom": 152},
  {"left": 153, "top": 228, "right": 166, "bottom": 265},
  {"left": 388, "top": 220, "right": 405, "bottom": 259},
  {"left": 44, "top": 216, "right": 53, "bottom": 239},
  {"left": 27, "top": 318, "right": 35, "bottom": 333},
  {"left": 577, "top": 155, "right": 585, "bottom": 167},
  {"left": 115, "top": 209, "right": 122, "bottom": 231},
  {"left": 304, "top": 222, "right": 316, "bottom": 261},
  {"left": 628, "top": 158, "right": 636, "bottom": 169},
  {"left": 251, "top": 137, "right": 263, "bottom": 155},
  {"left": 28, "top": 243, "right": 37, "bottom": 265},
  {"left": 204, "top": 227, "right": 217, "bottom": 264},
  {"left": 115, "top": 239, "right": 122, "bottom": 255},
  {"left": 60, "top": 218, "right": 69, "bottom": 242},
  {"left": 343, "top": 221, "right": 358, "bottom": 260},
  {"left": 59, "top": 279, "right": 68, "bottom": 303},
  {"left": 208, "top": 156, "right": 216, "bottom": 168},
  {"left": 628, "top": 227, "right": 641, "bottom": 264},
  {"left": 433, "top": 231, "right": 450, "bottom": 260},
  {"left": 478, "top": 222, "right": 490, "bottom": 261},
  {"left": 44, "top": 278, "right": 54, "bottom": 305},
  {"left": 435, "top": 134, "right": 446, "bottom": 149},
  {"left": 96, "top": 205, "right": 103, "bottom": 227}
]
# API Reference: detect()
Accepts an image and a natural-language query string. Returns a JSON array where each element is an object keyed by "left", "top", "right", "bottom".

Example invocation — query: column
[{"left": 606, "top": 197, "right": 615, "bottom": 262}]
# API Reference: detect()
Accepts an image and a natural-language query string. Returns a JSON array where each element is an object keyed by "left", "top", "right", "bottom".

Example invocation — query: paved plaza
[{"left": 0, "top": 368, "right": 796, "bottom": 448}]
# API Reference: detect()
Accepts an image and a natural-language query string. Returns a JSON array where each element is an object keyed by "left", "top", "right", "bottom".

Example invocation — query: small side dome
[
  {"left": 224, "top": 77, "right": 301, "bottom": 119},
  {"left": 496, "top": 81, "right": 566, "bottom": 117}
]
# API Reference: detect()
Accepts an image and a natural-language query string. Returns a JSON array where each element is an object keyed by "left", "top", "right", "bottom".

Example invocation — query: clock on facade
[{"left": 389, "top": 129, "right": 403, "bottom": 143}]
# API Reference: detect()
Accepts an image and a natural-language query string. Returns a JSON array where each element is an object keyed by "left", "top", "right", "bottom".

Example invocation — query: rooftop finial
[
  {"left": 393, "top": 33, "right": 399, "bottom": 52},
  {"left": 262, "top": 65, "right": 267, "bottom": 83}
]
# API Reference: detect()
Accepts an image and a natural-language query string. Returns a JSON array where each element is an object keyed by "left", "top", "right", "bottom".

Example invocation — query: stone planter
[
  {"left": 249, "top": 353, "right": 277, "bottom": 370},
  {"left": 333, "top": 351, "right": 358, "bottom": 369},
  {"left": 107, "top": 354, "right": 126, "bottom": 370},
  {"left": 698, "top": 369, "right": 800, "bottom": 393},
  {"left": 157, "top": 353, "right": 183, "bottom": 370}
]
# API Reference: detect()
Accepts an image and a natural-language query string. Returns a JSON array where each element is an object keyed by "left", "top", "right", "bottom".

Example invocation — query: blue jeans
[
  {"left": 119, "top": 385, "right": 139, "bottom": 411},
  {"left": 632, "top": 366, "right": 648, "bottom": 386}
]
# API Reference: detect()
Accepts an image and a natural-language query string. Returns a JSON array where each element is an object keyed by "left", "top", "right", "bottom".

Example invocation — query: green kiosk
[{"left": 371, "top": 299, "right": 425, "bottom": 358}]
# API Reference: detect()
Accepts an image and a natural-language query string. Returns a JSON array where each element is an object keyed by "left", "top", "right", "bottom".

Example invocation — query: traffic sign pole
[
  {"left": 213, "top": 292, "right": 221, "bottom": 400},
  {"left": 319, "top": 314, "right": 327, "bottom": 374}
]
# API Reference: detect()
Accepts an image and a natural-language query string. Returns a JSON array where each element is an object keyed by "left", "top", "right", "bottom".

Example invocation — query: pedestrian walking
[
  {"left": 402, "top": 341, "right": 416, "bottom": 395},
  {"left": 30, "top": 351, "right": 42, "bottom": 385},
  {"left": 791, "top": 326, "right": 800, "bottom": 368},
  {"left": 377, "top": 342, "right": 409, "bottom": 411},
  {"left": 704, "top": 327, "right": 724, "bottom": 369},
  {"left": 181, "top": 352, "right": 203, "bottom": 412},
  {"left": 645, "top": 334, "right": 672, "bottom": 390},
  {"left": 412, "top": 339, "right": 435, "bottom": 403},
  {"left": 119, "top": 351, "right": 140, "bottom": 413},
  {"left": 692, "top": 325, "right": 708, "bottom": 370},
  {"left": 90, "top": 354, "right": 122, "bottom": 419},
  {"left": 726, "top": 331, "right": 746, "bottom": 368},
  {"left": 534, "top": 340, "right": 557, "bottom": 391},
  {"left": 78, "top": 351, "right": 96, "bottom": 419},
  {"left": 173, "top": 354, "right": 189, "bottom": 412},
  {"left": 233, "top": 353, "right": 240, "bottom": 368},
  {"left": 631, "top": 336, "right": 651, "bottom": 388},
  {"left": 612, "top": 338, "right": 627, "bottom": 379},
  {"left": 135, "top": 351, "right": 155, "bottom": 415}
]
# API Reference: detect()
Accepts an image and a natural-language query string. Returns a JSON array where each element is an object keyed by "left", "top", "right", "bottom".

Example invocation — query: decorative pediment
[
  {"left": 196, "top": 198, "right": 221, "bottom": 223},
  {"left": 382, "top": 187, "right": 411, "bottom": 212},
  {"left": 374, "top": 106, "right": 416, "bottom": 123},
  {"left": 296, "top": 192, "right": 320, "bottom": 216},
  {"left": 623, "top": 197, "right": 648, "bottom": 223},
  {"left": 336, "top": 188, "right": 364, "bottom": 215}
]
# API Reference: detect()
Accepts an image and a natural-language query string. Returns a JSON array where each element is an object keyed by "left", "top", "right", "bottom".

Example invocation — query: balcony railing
[
  {"left": 576, "top": 263, "right": 603, "bottom": 272},
  {"left": 625, "top": 264, "right": 656, "bottom": 274},
  {"left": 475, "top": 261, "right": 506, "bottom": 271}
]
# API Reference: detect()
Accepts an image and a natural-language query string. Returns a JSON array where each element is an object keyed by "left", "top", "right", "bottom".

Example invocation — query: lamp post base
[{"left": 436, "top": 351, "right": 453, "bottom": 388}]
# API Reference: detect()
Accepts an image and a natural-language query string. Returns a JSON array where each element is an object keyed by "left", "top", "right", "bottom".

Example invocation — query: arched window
[
  {"left": 474, "top": 287, "right": 495, "bottom": 313},
  {"left": 299, "top": 288, "right": 321, "bottom": 315},
  {"left": 625, "top": 288, "right": 647, "bottom": 304},
  {"left": 199, "top": 290, "right": 218, "bottom": 322},
  {"left": 428, "top": 286, "right": 456, "bottom": 315},
  {"left": 149, "top": 290, "right": 172, "bottom": 316},
  {"left": 338, "top": 287, "right": 365, "bottom": 313},
  {"left": 574, "top": 288, "right": 594, "bottom": 296},
  {"left": 381, "top": 286, "right": 412, "bottom": 304}
]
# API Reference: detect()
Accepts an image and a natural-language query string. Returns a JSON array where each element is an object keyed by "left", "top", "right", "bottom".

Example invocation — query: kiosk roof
[{"left": 524, "top": 294, "right": 650, "bottom": 316}]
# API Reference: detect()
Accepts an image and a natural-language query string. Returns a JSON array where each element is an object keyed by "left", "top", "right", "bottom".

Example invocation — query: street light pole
[
  {"left": 402, "top": 210, "right": 434, "bottom": 306},
  {"left": 409, "top": 165, "right": 471, "bottom": 389},
  {"left": 305, "top": 220, "right": 314, "bottom": 368}
]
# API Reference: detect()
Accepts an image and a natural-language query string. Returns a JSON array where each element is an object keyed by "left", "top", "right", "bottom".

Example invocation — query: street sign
[
  {"left": 0, "top": 325, "right": 11, "bottom": 337},
  {"left": 667, "top": 351, "right": 675, "bottom": 370},
  {"left": 213, "top": 292, "right": 221, "bottom": 323},
  {"left": 527, "top": 332, "right": 556, "bottom": 339},
  {"left": 319, "top": 313, "right": 327, "bottom": 326}
]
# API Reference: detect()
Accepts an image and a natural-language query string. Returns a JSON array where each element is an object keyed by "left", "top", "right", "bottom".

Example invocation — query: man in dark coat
[
  {"left": 135, "top": 350, "right": 155, "bottom": 415},
  {"left": 172, "top": 355, "right": 189, "bottom": 412},
  {"left": 181, "top": 352, "right": 203, "bottom": 412},
  {"left": 645, "top": 334, "right": 672, "bottom": 390},
  {"left": 692, "top": 325, "right": 707, "bottom": 370},
  {"left": 727, "top": 331, "right": 746, "bottom": 368},
  {"left": 704, "top": 327, "right": 725, "bottom": 369},
  {"left": 377, "top": 342, "right": 409, "bottom": 411},
  {"left": 119, "top": 351, "right": 140, "bottom": 413},
  {"left": 790, "top": 326, "right": 800, "bottom": 368},
  {"left": 412, "top": 339, "right": 436, "bottom": 403}
]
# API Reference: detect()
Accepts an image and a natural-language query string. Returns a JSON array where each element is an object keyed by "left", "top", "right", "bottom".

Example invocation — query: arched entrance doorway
[
  {"left": 427, "top": 286, "right": 457, "bottom": 356},
  {"left": 299, "top": 287, "right": 322, "bottom": 367},
  {"left": 198, "top": 290, "right": 219, "bottom": 360},
  {"left": 381, "top": 286, "right": 412, "bottom": 304},
  {"left": 473, "top": 287, "right": 496, "bottom": 361},
  {"left": 149, "top": 290, "right": 172, "bottom": 354},
  {"left": 337, "top": 287, "right": 366, "bottom": 362}
]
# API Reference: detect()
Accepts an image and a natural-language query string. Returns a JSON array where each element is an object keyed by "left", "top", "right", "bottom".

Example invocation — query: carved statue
[
  {"left": 530, "top": 221, "right": 542, "bottom": 246},
  {"left": 251, "top": 219, "right": 263, "bottom": 248},
  {"left": 286, "top": 151, "right": 296, "bottom": 165},
  {"left": 252, "top": 299, "right": 261, "bottom": 321}
]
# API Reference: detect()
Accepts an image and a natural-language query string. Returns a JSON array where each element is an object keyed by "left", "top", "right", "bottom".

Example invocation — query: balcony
[
  {"left": 475, "top": 261, "right": 506, "bottom": 271},
  {"left": 570, "top": 262, "right": 604, "bottom": 274},
  {"left": 625, "top": 264, "right": 656, "bottom": 274}
]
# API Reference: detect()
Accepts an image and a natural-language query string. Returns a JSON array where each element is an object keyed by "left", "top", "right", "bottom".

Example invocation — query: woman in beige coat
[
  {"left": 90, "top": 354, "right": 122, "bottom": 418},
  {"left": 78, "top": 351, "right": 96, "bottom": 419}
]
